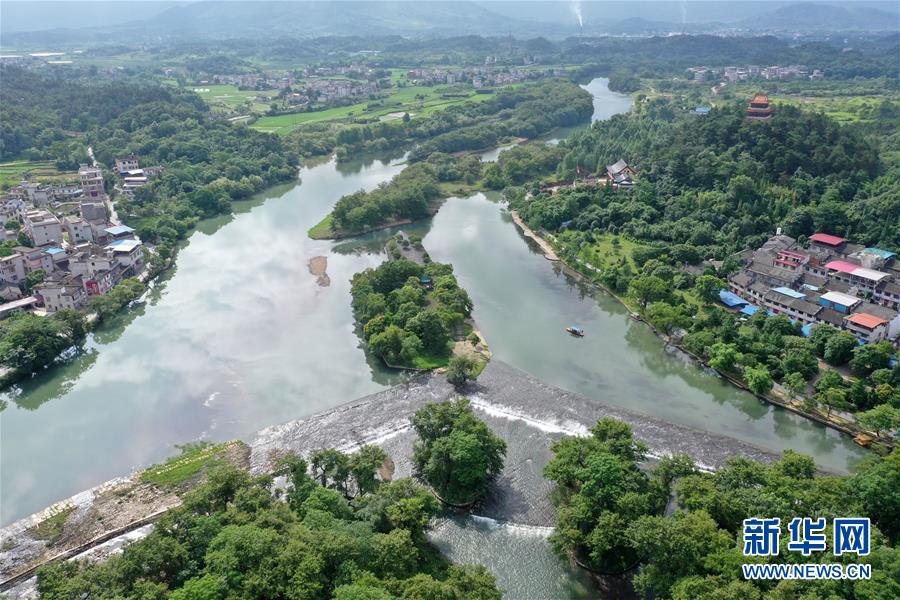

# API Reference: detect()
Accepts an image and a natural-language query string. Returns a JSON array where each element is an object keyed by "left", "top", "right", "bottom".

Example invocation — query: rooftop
[
  {"left": 846, "top": 313, "right": 888, "bottom": 330},
  {"left": 105, "top": 239, "right": 142, "bottom": 252},
  {"left": 771, "top": 286, "right": 806, "bottom": 299},
  {"left": 825, "top": 260, "right": 862, "bottom": 274},
  {"left": 104, "top": 225, "right": 135, "bottom": 236},
  {"left": 820, "top": 290, "right": 860, "bottom": 307},
  {"left": 809, "top": 233, "right": 846, "bottom": 247},
  {"left": 863, "top": 247, "right": 897, "bottom": 259}
]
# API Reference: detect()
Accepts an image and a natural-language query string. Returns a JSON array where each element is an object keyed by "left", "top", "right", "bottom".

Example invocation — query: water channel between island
[{"left": 0, "top": 78, "right": 868, "bottom": 599}]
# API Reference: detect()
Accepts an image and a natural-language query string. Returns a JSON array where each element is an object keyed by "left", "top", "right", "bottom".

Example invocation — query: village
[
  {"left": 724, "top": 232, "right": 900, "bottom": 345},
  {"left": 0, "top": 155, "right": 159, "bottom": 318},
  {"left": 687, "top": 63, "right": 825, "bottom": 83}
]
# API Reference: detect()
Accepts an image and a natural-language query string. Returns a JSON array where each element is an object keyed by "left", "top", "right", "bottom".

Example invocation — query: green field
[
  {"left": 577, "top": 233, "right": 650, "bottom": 272},
  {"left": 188, "top": 84, "right": 273, "bottom": 113},
  {"left": 251, "top": 85, "right": 497, "bottom": 135},
  {"left": 0, "top": 160, "right": 76, "bottom": 189}
]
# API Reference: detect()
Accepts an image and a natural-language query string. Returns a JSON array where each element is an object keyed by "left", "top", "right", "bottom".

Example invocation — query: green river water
[{"left": 0, "top": 79, "right": 868, "bottom": 598}]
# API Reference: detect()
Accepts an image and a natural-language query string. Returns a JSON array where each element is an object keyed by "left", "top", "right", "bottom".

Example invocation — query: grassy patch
[
  {"left": 409, "top": 352, "right": 451, "bottom": 370},
  {"left": 29, "top": 506, "right": 76, "bottom": 545},
  {"left": 578, "top": 233, "right": 649, "bottom": 271},
  {"left": 308, "top": 214, "right": 335, "bottom": 240},
  {"left": 140, "top": 441, "right": 238, "bottom": 488}
]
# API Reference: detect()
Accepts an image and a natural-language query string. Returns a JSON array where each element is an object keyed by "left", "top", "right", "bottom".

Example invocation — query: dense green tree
[
  {"left": 744, "top": 364, "right": 774, "bottom": 395},
  {"left": 629, "top": 274, "right": 668, "bottom": 308},
  {"left": 857, "top": 404, "right": 900, "bottom": 437},
  {"left": 708, "top": 342, "right": 740, "bottom": 372},
  {"left": 411, "top": 399, "right": 506, "bottom": 505},
  {"left": 446, "top": 353, "right": 479, "bottom": 388},
  {"left": 824, "top": 332, "right": 860, "bottom": 366}
]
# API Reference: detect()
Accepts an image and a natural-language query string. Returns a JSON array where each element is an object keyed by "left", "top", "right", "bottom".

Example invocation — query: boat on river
[{"left": 566, "top": 325, "right": 585, "bottom": 337}]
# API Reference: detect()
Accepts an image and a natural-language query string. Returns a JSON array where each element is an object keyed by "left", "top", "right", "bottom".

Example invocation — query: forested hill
[
  {"left": 514, "top": 98, "right": 899, "bottom": 255},
  {"left": 0, "top": 67, "right": 201, "bottom": 160},
  {"left": 562, "top": 103, "right": 881, "bottom": 186}
]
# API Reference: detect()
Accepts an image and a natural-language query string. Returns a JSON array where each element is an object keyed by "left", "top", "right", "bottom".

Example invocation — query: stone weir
[
  {"left": 250, "top": 358, "right": 782, "bottom": 527},
  {"left": 2, "top": 359, "right": 781, "bottom": 595}
]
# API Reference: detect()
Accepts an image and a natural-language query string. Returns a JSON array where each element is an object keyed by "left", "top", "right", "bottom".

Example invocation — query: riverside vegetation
[
  {"left": 35, "top": 451, "right": 503, "bottom": 600},
  {"left": 545, "top": 418, "right": 899, "bottom": 599}
]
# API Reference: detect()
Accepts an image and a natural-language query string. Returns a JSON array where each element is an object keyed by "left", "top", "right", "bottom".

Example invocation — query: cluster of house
[
  {"left": 687, "top": 64, "right": 823, "bottom": 82},
  {"left": 205, "top": 72, "right": 296, "bottom": 90},
  {"left": 0, "top": 160, "right": 147, "bottom": 317},
  {"left": 405, "top": 66, "right": 566, "bottom": 88},
  {"left": 724, "top": 233, "right": 900, "bottom": 345},
  {"left": 112, "top": 155, "right": 164, "bottom": 199},
  {"left": 284, "top": 78, "right": 380, "bottom": 106}
]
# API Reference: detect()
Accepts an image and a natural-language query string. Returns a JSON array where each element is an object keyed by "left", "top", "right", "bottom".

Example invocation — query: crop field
[
  {"left": 251, "top": 85, "right": 498, "bottom": 134},
  {"left": 187, "top": 84, "right": 273, "bottom": 113},
  {"left": 0, "top": 160, "right": 76, "bottom": 189}
]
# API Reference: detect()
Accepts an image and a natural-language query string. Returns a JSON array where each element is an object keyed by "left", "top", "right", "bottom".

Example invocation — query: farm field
[
  {"left": 251, "top": 84, "right": 498, "bottom": 134},
  {"left": 187, "top": 84, "right": 274, "bottom": 113},
  {"left": 0, "top": 160, "right": 77, "bottom": 190}
]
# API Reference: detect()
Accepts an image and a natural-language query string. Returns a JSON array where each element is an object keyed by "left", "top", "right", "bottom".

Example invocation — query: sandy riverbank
[{"left": 510, "top": 210, "right": 559, "bottom": 261}]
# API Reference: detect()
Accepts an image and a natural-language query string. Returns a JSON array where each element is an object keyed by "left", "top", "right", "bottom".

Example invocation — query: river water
[{"left": 0, "top": 78, "right": 868, "bottom": 597}]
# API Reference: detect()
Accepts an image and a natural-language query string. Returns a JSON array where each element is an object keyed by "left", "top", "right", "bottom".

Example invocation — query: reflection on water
[
  {"left": 1, "top": 156, "right": 408, "bottom": 525},
  {"left": 422, "top": 194, "right": 868, "bottom": 474}
]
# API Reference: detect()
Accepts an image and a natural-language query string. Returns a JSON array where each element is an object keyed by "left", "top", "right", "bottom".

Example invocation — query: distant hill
[
  {"left": 741, "top": 2, "right": 900, "bottom": 31},
  {"left": 1, "top": 0, "right": 897, "bottom": 45}
]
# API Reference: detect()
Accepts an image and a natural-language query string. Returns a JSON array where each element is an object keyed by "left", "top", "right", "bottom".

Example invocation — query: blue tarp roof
[
  {"left": 45, "top": 247, "right": 65, "bottom": 255},
  {"left": 719, "top": 289, "right": 748, "bottom": 307},
  {"left": 864, "top": 247, "right": 897, "bottom": 259},
  {"left": 694, "top": 106, "right": 711, "bottom": 114},
  {"left": 801, "top": 324, "right": 813, "bottom": 337},
  {"left": 740, "top": 305, "right": 760, "bottom": 316},
  {"left": 772, "top": 286, "right": 806, "bottom": 299}
]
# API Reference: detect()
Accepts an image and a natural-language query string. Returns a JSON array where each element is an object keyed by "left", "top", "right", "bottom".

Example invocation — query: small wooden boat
[{"left": 566, "top": 326, "right": 585, "bottom": 337}]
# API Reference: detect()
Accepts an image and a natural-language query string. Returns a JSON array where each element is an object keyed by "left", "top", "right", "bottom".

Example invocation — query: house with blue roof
[{"left": 719, "top": 289, "right": 748, "bottom": 308}]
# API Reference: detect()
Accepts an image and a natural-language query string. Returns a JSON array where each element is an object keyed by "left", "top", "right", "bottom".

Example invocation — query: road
[{"left": 87, "top": 146, "right": 121, "bottom": 226}]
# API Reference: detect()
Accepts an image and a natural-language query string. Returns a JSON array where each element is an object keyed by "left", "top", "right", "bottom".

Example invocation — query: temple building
[{"left": 746, "top": 93, "right": 774, "bottom": 120}]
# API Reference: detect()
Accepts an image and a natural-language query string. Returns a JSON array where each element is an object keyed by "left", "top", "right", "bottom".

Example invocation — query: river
[{"left": 0, "top": 78, "right": 869, "bottom": 598}]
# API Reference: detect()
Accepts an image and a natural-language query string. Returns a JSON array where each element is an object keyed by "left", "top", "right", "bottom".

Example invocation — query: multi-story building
[
  {"left": 78, "top": 165, "right": 105, "bottom": 200},
  {"left": 0, "top": 252, "right": 27, "bottom": 285},
  {"left": 35, "top": 273, "right": 86, "bottom": 313},
  {"left": 746, "top": 94, "right": 774, "bottom": 120},
  {"left": 23, "top": 209, "right": 63, "bottom": 246},
  {"left": 105, "top": 238, "right": 144, "bottom": 274},
  {"left": 62, "top": 215, "right": 94, "bottom": 244},
  {"left": 114, "top": 155, "right": 140, "bottom": 174}
]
